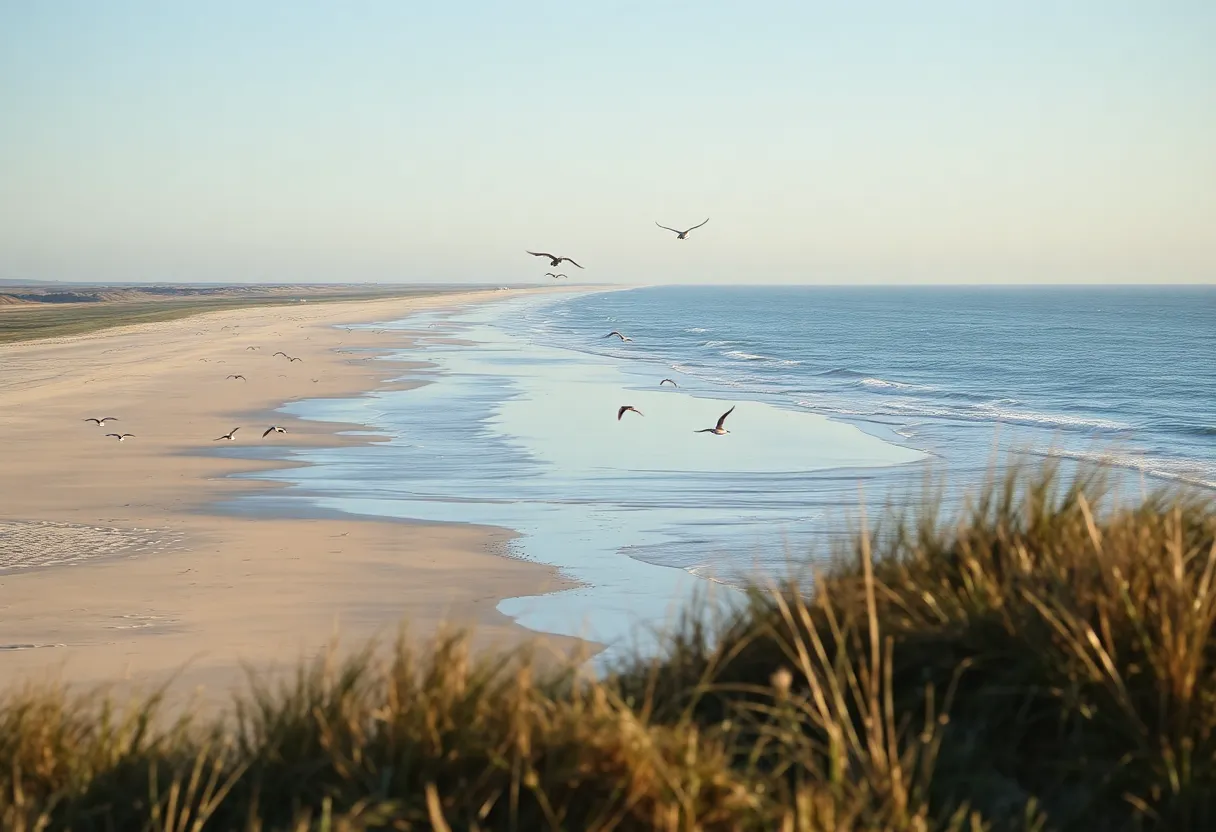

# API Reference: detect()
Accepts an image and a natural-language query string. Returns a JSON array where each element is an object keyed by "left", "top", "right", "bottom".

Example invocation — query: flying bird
[
  {"left": 695, "top": 406, "right": 735, "bottom": 436},
  {"left": 288, "top": 357, "right": 302, "bottom": 362},
  {"left": 660, "top": 379, "right": 678, "bottom": 387},
  {"left": 605, "top": 331, "right": 633, "bottom": 342},
  {"left": 214, "top": 428, "right": 240, "bottom": 441},
  {"left": 83, "top": 417, "right": 119, "bottom": 426},
  {"left": 526, "top": 251, "right": 584, "bottom": 269},
  {"left": 545, "top": 272, "right": 568, "bottom": 279},
  {"left": 226, "top": 374, "right": 246, "bottom": 381},
  {"left": 262, "top": 425, "right": 288, "bottom": 438},
  {"left": 617, "top": 406, "right": 644, "bottom": 420},
  {"left": 246, "top": 346, "right": 259, "bottom": 351},
  {"left": 105, "top": 433, "right": 135, "bottom": 442},
  {"left": 655, "top": 218, "right": 710, "bottom": 239}
]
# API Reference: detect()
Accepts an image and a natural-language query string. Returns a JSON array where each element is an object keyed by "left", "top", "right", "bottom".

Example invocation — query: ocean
[{"left": 236, "top": 285, "right": 1216, "bottom": 658}]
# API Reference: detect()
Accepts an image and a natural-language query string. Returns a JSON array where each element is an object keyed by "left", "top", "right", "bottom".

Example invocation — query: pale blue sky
[{"left": 1, "top": 2, "right": 1213, "bottom": 284}]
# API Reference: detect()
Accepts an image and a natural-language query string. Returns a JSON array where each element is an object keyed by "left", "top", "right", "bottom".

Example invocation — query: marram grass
[{"left": 3, "top": 465, "right": 1214, "bottom": 830}]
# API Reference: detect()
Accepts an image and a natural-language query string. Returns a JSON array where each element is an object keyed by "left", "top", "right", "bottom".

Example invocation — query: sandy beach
[{"left": 0, "top": 288, "right": 584, "bottom": 703}]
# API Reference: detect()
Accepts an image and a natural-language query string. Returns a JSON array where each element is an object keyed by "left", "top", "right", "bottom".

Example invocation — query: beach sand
[{"left": 0, "top": 288, "right": 584, "bottom": 705}]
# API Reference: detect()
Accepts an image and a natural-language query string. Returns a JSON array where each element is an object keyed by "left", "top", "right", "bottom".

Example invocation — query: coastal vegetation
[
  {"left": 0, "top": 286, "right": 462, "bottom": 344},
  {"left": 3, "top": 464, "right": 1214, "bottom": 830}
]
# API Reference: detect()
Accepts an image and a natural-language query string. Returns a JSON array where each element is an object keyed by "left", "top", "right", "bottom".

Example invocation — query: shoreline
[
  {"left": 251, "top": 291, "right": 927, "bottom": 664},
  {"left": 0, "top": 287, "right": 595, "bottom": 704}
]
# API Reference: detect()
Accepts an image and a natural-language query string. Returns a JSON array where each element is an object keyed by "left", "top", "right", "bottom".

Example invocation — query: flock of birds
[
  {"left": 530, "top": 219, "right": 735, "bottom": 437},
  {"left": 85, "top": 416, "right": 292, "bottom": 443},
  {"left": 526, "top": 217, "right": 710, "bottom": 277},
  {"left": 82, "top": 343, "right": 307, "bottom": 444},
  {"left": 85, "top": 219, "right": 731, "bottom": 448}
]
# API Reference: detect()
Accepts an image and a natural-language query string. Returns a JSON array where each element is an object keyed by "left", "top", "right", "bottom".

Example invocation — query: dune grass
[{"left": 2, "top": 465, "right": 1214, "bottom": 830}]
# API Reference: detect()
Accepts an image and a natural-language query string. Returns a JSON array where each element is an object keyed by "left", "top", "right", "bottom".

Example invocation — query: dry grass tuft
[{"left": 2, "top": 465, "right": 1213, "bottom": 830}]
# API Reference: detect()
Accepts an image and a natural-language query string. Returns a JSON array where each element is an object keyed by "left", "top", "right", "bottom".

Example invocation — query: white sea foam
[
  {"left": 1028, "top": 448, "right": 1216, "bottom": 490},
  {"left": 883, "top": 401, "right": 1130, "bottom": 431},
  {"left": 857, "top": 377, "right": 927, "bottom": 390},
  {"left": 796, "top": 401, "right": 871, "bottom": 416},
  {"left": 970, "top": 404, "right": 1131, "bottom": 431},
  {"left": 684, "top": 565, "right": 743, "bottom": 588},
  {"left": 724, "top": 350, "right": 768, "bottom": 361}
]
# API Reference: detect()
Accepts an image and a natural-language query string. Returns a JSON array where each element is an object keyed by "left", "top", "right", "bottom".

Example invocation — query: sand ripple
[{"left": 0, "top": 520, "right": 188, "bottom": 572}]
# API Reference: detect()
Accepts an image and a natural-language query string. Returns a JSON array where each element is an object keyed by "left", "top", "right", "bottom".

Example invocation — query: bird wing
[
  {"left": 273, "top": 352, "right": 287, "bottom": 357},
  {"left": 686, "top": 217, "right": 710, "bottom": 232},
  {"left": 545, "top": 272, "right": 556, "bottom": 277},
  {"left": 84, "top": 418, "right": 99, "bottom": 423},
  {"left": 105, "top": 433, "right": 119, "bottom": 438},
  {"left": 716, "top": 406, "right": 735, "bottom": 430},
  {"left": 661, "top": 379, "right": 677, "bottom": 386},
  {"left": 618, "top": 406, "right": 627, "bottom": 420},
  {"left": 231, "top": 427, "right": 239, "bottom": 434},
  {"left": 559, "top": 257, "right": 584, "bottom": 268},
  {"left": 526, "top": 251, "right": 556, "bottom": 259},
  {"left": 655, "top": 222, "right": 680, "bottom": 234},
  {"left": 262, "top": 427, "right": 274, "bottom": 437}
]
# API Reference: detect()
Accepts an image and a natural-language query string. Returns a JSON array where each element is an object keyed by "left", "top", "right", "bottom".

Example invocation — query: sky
[{"left": 1, "top": 2, "right": 1213, "bottom": 285}]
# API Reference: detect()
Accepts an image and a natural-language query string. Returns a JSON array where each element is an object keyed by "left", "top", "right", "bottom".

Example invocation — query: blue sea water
[
  {"left": 237, "top": 286, "right": 1216, "bottom": 658},
  {"left": 513, "top": 285, "right": 1216, "bottom": 486}
]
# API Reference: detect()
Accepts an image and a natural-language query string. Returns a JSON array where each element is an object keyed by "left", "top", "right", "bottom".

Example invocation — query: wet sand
[{"left": 0, "top": 288, "right": 586, "bottom": 704}]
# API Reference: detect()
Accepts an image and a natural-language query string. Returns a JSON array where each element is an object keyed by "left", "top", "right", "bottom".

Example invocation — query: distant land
[{"left": 0, "top": 281, "right": 524, "bottom": 343}]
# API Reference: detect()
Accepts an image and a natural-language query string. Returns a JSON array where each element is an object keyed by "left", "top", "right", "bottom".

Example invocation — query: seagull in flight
[
  {"left": 545, "top": 272, "right": 568, "bottom": 279},
  {"left": 288, "top": 356, "right": 302, "bottom": 362},
  {"left": 262, "top": 425, "right": 288, "bottom": 438},
  {"left": 246, "top": 346, "right": 259, "bottom": 351},
  {"left": 655, "top": 218, "right": 709, "bottom": 239},
  {"left": 617, "top": 406, "right": 644, "bottom": 420},
  {"left": 84, "top": 417, "right": 119, "bottom": 426},
  {"left": 605, "top": 331, "right": 633, "bottom": 342},
  {"left": 695, "top": 406, "right": 735, "bottom": 435},
  {"left": 526, "top": 251, "right": 584, "bottom": 269},
  {"left": 214, "top": 428, "right": 239, "bottom": 441},
  {"left": 226, "top": 374, "right": 246, "bottom": 381},
  {"left": 105, "top": 433, "right": 135, "bottom": 442},
  {"left": 660, "top": 379, "right": 678, "bottom": 387}
]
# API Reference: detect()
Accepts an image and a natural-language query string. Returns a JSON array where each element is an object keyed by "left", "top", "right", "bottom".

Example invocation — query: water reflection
[{"left": 238, "top": 299, "right": 928, "bottom": 661}]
